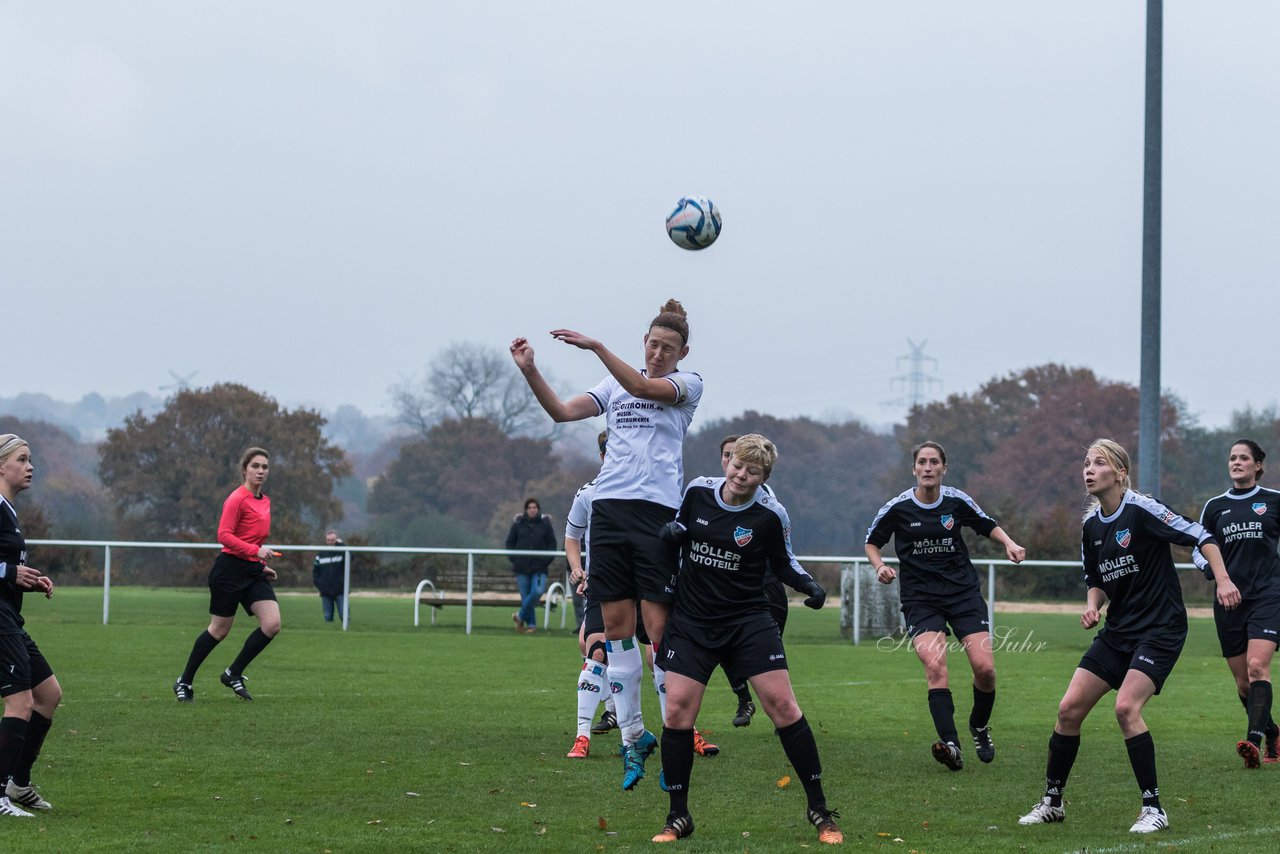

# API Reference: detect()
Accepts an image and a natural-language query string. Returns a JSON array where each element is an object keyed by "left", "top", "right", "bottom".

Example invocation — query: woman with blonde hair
[
  {"left": 512, "top": 299, "right": 701, "bottom": 791},
  {"left": 652, "top": 434, "right": 840, "bottom": 845},
  {"left": 173, "top": 447, "right": 281, "bottom": 703},
  {"left": 0, "top": 434, "right": 59, "bottom": 817},
  {"left": 1019, "top": 439, "right": 1239, "bottom": 834}
]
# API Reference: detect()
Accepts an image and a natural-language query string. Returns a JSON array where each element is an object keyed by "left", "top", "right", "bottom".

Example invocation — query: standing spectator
[
  {"left": 506, "top": 498, "right": 556, "bottom": 634},
  {"left": 312, "top": 529, "right": 346, "bottom": 624}
]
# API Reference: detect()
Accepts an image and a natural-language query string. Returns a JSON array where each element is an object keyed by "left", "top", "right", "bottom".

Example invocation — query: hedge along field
[{"left": 6, "top": 587, "right": 1279, "bottom": 853}]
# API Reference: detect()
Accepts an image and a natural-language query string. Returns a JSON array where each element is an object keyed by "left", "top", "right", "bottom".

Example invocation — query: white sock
[
  {"left": 576, "top": 658, "right": 607, "bottom": 738},
  {"left": 605, "top": 694, "right": 616, "bottom": 716},
  {"left": 650, "top": 646, "right": 668, "bottom": 723},
  {"left": 606, "top": 637, "right": 645, "bottom": 745}
]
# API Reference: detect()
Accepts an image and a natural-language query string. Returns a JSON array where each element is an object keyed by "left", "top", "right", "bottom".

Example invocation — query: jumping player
[
  {"left": 1019, "top": 439, "right": 1239, "bottom": 834},
  {"left": 652, "top": 434, "right": 841, "bottom": 845},
  {"left": 865, "top": 440, "right": 1025, "bottom": 770},
  {"left": 174, "top": 447, "right": 282, "bottom": 703},
  {"left": 512, "top": 298, "right": 700, "bottom": 790},
  {"left": 1193, "top": 439, "right": 1280, "bottom": 768},
  {"left": 0, "top": 435, "right": 59, "bottom": 818}
]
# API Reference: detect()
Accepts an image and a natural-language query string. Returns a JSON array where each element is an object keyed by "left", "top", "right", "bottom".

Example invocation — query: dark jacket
[
  {"left": 312, "top": 543, "right": 345, "bottom": 597},
  {"left": 505, "top": 513, "right": 556, "bottom": 575}
]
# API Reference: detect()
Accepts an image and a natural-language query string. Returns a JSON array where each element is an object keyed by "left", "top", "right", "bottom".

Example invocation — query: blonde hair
[
  {"left": 732, "top": 433, "right": 778, "bottom": 479},
  {"left": 0, "top": 434, "right": 29, "bottom": 466},
  {"left": 649, "top": 298, "right": 689, "bottom": 345},
  {"left": 1083, "top": 438, "right": 1132, "bottom": 520}
]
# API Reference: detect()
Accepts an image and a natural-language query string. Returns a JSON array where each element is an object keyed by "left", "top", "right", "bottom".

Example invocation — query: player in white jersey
[
  {"left": 512, "top": 299, "right": 701, "bottom": 791},
  {"left": 566, "top": 431, "right": 616, "bottom": 758},
  {"left": 1192, "top": 439, "right": 1280, "bottom": 767}
]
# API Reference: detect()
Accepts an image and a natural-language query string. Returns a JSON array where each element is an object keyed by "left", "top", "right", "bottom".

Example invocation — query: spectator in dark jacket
[
  {"left": 506, "top": 499, "right": 556, "bottom": 633},
  {"left": 312, "top": 529, "right": 346, "bottom": 623}
]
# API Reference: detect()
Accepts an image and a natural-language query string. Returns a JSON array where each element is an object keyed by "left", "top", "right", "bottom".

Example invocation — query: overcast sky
[{"left": 4, "top": 2, "right": 1276, "bottom": 434}]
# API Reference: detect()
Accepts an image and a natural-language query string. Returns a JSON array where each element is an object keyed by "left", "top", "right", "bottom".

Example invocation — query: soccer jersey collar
[{"left": 1227, "top": 485, "right": 1262, "bottom": 499}]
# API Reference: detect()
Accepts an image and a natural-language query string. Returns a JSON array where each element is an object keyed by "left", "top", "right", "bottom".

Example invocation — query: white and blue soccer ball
[{"left": 665, "top": 196, "right": 722, "bottom": 251}]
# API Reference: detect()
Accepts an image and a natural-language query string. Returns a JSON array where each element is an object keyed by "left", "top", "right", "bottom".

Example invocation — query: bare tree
[{"left": 391, "top": 342, "right": 553, "bottom": 438}]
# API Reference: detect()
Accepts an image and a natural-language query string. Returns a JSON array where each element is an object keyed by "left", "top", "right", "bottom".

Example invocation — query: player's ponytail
[{"left": 650, "top": 298, "right": 689, "bottom": 345}]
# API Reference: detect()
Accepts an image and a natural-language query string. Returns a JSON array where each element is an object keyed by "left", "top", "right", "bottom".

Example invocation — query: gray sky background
[{"left": 4, "top": 2, "right": 1277, "bottom": 433}]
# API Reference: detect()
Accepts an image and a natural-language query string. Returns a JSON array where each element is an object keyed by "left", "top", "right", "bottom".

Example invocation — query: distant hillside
[{"left": 0, "top": 391, "right": 165, "bottom": 441}]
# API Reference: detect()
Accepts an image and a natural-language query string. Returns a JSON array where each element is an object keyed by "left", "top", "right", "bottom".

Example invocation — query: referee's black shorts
[
  {"left": 657, "top": 612, "right": 787, "bottom": 686},
  {"left": 587, "top": 498, "right": 678, "bottom": 604},
  {"left": 208, "top": 552, "right": 277, "bottom": 617},
  {"left": 0, "top": 631, "right": 54, "bottom": 697}
]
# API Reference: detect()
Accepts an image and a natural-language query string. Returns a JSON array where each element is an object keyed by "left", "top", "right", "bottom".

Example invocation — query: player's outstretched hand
[
  {"left": 549, "top": 329, "right": 600, "bottom": 351},
  {"left": 510, "top": 337, "right": 536, "bottom": 371},
  {"left": 803, "top": 580, "right": 827, "bottom": 610}
]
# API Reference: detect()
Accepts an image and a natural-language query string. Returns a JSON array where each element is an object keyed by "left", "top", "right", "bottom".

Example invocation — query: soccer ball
[{"left": 665, "top": 196, "right": 722, "bottom": 251}]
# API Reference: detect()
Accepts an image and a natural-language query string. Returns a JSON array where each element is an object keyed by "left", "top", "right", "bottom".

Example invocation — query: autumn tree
[
  {"left": 366, "top": 417, "right": 558, "bottom": 545},
  {"left": 390, "top": 342, "right": 549, "bottom": 438},
  {"left": 684, "top": 412, "right": 900, "bottom": 556},
  {"left": 98, "top": 384, "right": 351, "bottom": 550}
]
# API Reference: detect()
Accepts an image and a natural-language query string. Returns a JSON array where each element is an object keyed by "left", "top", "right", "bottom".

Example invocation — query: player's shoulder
[{"left": 684, "top": 475, "right": 721, "bottom": 498}]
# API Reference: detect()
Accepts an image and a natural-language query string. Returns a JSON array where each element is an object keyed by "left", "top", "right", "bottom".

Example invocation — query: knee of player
[
  {"left": 1112, "top": 698, "right": 1143, "bottom": 729},
  {"left": 1246, "top": 658, "right": 1270, "bottom": 682}
]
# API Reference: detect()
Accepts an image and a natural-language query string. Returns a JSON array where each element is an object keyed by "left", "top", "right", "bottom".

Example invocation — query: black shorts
[
  {"left": 1079, "top": 629, "right": 1186, "bottom": 695},
  {"left": 902, "top": 594, "right": 990, "bottom": 640},
  {"left": 1215, "top": 593, "right": 1280, "bottom": 658},
  {"left": 582, "top": 596, "right": 605, "bottom": 639},
  {"left": 587, "top": 499, "right": 678, "bottom": 604},
  {"left": 0, "top": 631, "right": 54, "bottom": 698},
  {"left": 657, "top": 612, "right": 786, "bottom": 686},
  {"left": 208, "top": 552, "right": 277, "bottom": 618},
  {"left": 765, "top": 577, "right": 789, "bottom": 636}
]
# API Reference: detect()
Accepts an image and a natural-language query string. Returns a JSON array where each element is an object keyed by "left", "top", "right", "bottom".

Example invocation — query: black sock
[
  {"left": 11, "top": 712, "right": 51, "bottom": 787},
  {"left": 1044, "top": 731, "right": 1080, "bottom": 807},
  {"left": 661, "top": 727, "right": 694, "bottom": 815},
  {"left": 970, "top": 685, "right": 995, "bottom": 730},
  {"left": 180, "top": 630, "right": 220, "bottom": 684},
  {"left": 228, "top": 628, "right": 274, "bottom": 676},
  {"left": 776, "top": 715, "right": 827, "bottom": 813},
  {"left": 0, "top": 716, "right": 29, "bottom": 785},
  {"left": 1124, "top": 731, "right": 1160, "bottom": 809},
  {"left": 1247, "top": 681, "right": 1272, "bottom": 746},
  {"left": 927, "top": 688, "right": 958, "bottom": 744}
]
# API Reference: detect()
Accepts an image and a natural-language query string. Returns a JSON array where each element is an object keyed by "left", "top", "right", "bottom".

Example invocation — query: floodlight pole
[{"left": 1139, "top": 0, "right": 1163, "bottom": 495}]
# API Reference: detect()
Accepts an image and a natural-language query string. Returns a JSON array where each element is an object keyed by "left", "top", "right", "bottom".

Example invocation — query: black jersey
[
  {"left": 864, "top": 486, "right": 999, "bottom": 605},
  {"left": 1194, "top": 486, "right": 1280, "bottom": 599},
  {"left": 759, "top": 483, "right": 792, "bottom": 598},
  {"left": 1082, "top": 489, "right": 1216, "bottom": 641},
  {"left": 673, "top": 477, "right": 814, "bottom": 626},
  {"left": 0, "top": 496, "right": 28, "bottom": 633}
]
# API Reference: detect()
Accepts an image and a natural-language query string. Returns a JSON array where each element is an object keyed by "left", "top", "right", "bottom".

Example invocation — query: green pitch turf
[{"left": 6, "top": 588, "right": 1279, "bottom": 852}]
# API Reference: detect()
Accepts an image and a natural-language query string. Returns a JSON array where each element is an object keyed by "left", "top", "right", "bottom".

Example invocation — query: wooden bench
[{"left": 413, "top": 578, "right": 569, "bottom": 632}]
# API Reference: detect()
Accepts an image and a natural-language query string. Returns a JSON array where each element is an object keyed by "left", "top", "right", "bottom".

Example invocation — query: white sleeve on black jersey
[{"left": 865, "top": 490, "right": 912, "bottom": 546}]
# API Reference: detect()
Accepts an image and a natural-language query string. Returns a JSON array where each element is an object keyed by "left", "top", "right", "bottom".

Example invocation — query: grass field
[{"left": 5, "top": 587, "right": 1279, "bottom": 852}]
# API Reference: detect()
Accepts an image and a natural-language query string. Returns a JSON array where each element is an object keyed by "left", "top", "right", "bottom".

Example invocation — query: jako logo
[
  {"left": 578, "top": 681, "right": 601, "bottom": 693},
  {"left": 610, "top": 682, "right": 624, "bottom": 694},
  {"left": 940, "top": 514, "right": 955, "bottom": 530},
  {"left": 1116, "top": 529, "right": 1132, "bottom": 548},
  {"left": 1138, "top": 655, "right": 1155, "bottom": 665}
]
